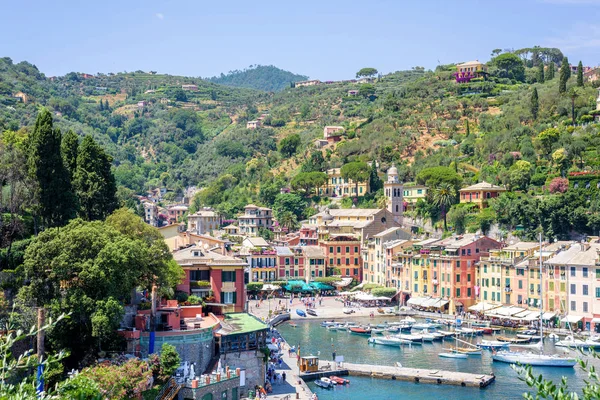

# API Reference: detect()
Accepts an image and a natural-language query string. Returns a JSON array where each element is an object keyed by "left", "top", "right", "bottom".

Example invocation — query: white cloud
[
  {"left": 155, "top": 13, "right": 164, "bottom": 20},
  {"left": 545, "top": 22, "right": 600, "bottom": 50}
]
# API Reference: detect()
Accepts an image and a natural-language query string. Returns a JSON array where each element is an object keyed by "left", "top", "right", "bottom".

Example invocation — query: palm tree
[
  {"left": 278, "top": 211, "right": 298, "bottom": 231},
  {"left": 432, "top": 183, "right": 457, "bottom": 231}
]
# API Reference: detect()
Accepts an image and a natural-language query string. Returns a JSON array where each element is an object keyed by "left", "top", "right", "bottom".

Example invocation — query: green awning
[
  {"left": 309, "top": 282, "right": 334, "bottom": 290},
  {"left": 283, "top": 280, "right": 314, "bottom": 292}
]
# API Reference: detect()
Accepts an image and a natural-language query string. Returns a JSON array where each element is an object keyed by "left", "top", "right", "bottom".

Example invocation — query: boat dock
[{"left": 315, "top": 360, "right": 495, "bottom": 388}]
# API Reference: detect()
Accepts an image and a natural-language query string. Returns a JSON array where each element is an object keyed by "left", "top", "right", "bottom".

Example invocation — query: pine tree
[
  {"left": 547, "top": 62, "right": 555, "bottom": 80},
  {"left": 530, "top": 88, "right": 539, "bottom": 120},
  {"left": 74, "top": 135, "right": 118, "bottom": 221},
  {"left": 559, "top": 57, "right": 569, "bottom": 94},
  {"left": 577, "top": 61, "right": 584, "bottom": 87},
  {"left": 537, "top": 63, "right": 544, "bottom": 83},
  {"left": 61, "top": 130, "right": 79, "bottom": 180},
  {"left": 28, "top": 109, "right": 77, "bottom": 228}
]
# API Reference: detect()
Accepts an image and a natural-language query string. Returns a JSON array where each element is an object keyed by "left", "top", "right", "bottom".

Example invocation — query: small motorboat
[
  {"left": 321, "top": 321, "right": 336, "bottom": 327},
  {"left": 343, "top": 308, "right": 356, "bottom": 314},
  {"left": 547, "top": 333, "right": 560, "bottom": 341},
  {"left": 516, "top": 334, "right": 535, "bottom": 340},
  {"left": 314, "top": 377, "right": 334, "bottom": 389},
  {"left": 330, "top": 376, "right": 350, "bottom": 385},
  {"left": 306, "top": 309, "right": 318, "bottom": 317},
  {"left": 349, "top": 327, "right": 372, "bottom": 335},
  {"left": 296, "top": 309, "right": 307, "bottom": 318},
  {"left": 371, "top": 328, "right": 385, "bottom": 335},
  {"left": 289, "top": 323, "right": 298, "bottom": 328},
  {"left": 368, "top": 336, "right": 412, "bottom": 346},
  {"left": 478, "top": 340, "right": 509, "bottom": 350},
  {"left": 439, "top": 352, "right": 468, "bottom": 359}
]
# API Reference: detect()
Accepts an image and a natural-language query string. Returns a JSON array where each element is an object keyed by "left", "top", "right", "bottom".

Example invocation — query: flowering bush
[
  {"left": 549, "top": 177, "right": 569, "bottom": 194},
  {"left": 76, "top": 358, "right": 152, "bottom": 399}
]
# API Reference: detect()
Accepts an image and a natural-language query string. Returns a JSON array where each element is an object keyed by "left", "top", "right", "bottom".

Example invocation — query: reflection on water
[{"left": 277, "top": 317, "right": 592, "bottom": 400}]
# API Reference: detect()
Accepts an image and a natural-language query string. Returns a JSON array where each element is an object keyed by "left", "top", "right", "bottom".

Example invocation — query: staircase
[{"left": 155, "top": 378, "right": 181, "bottom": 400}]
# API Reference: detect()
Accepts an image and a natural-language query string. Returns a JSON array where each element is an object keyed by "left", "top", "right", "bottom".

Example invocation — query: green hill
[
  {"left": 208, "top": 65, "right": 309, "bottom": 92},
  {"left": 2, "top": 49, "right": 600, "bottom": 239}
]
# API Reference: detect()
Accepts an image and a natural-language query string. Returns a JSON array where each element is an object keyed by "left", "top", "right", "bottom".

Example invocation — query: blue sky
[{"left": 2, "top": 0, "right": 600, "bottom": 80}]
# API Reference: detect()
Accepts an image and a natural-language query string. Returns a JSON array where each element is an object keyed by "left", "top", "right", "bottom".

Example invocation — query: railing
[{"left": 155, "top": 378, "right": 181, "bottom": 400}]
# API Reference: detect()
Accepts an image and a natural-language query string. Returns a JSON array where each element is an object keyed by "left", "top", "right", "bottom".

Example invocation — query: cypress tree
[
  {"left": 105, "top": 99, "right": 110, "bottom": 111},
  {"left": 28, "top": 109, "right": 77, "bottom": 228},
  {"left": 559, "top": 57, "right": 569, "bottom": 93},
  {"left": 547, "top": 62, "right": 555, "bottom": 80},
  {"left": 530, "top": 88, "right": 539, "bottom": 120},
  {"left": 537, "top": 63, "right": 544, "bottom": 83},
  {"left": 61, "top": 130, "right": 79, "bottom": 180},
  {"left": 577, "top": 61, "right": 584, "bottom": 87},
  {"left": 73, "top": 135, "right": 118, "bottom": 221},
  {"left": 99, "top": 99, "right": 104, "bottom": 111},
  {"left": 369, "top": 160, "right": 382, "bottom": 193}
]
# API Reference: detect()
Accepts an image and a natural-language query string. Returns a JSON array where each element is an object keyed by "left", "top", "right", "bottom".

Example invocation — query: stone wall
[
  {"left": 178, "top": 376, "right": 241, "bottom": 400},
  {"left": 140, "top": 329, "right": 214, "bottom": 374},
  {"left": 220, "top": 351, "right": 265, "bottom": 398}
]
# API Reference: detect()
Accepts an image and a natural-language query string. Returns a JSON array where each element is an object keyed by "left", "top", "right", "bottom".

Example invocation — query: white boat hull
[
  {"left": 439, "top": 352, "right": 467, "bottom": 359},
  {"left": 492, "top": 352, "right": 576, "bottom": 367}
]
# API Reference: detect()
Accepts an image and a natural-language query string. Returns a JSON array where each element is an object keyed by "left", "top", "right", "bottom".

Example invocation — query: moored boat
[
  {"left": 315, "top": 377, "right": 334, "bottom": 389},
  {"left": 349, "top": 327, "right": 372, "bottom": 335},
  {"left": 439, "top": 352, "right": 468, "bottom": 359},
  {"left": 330, "top": 376, "right": 350, "bottom": 385},
  {"left": 492, "top": 351, "right": 577, "bottom": 367},
  {"left": 296, "top": 309, "right": 306, "bottom": 318},
  {"left": 306, "top": 309, "right": 318, "bottom": 317},
  {"left": 478, "top": 340, "right": 509, "bottom": 350},
  {"left": 368, "top": 336, "right": 412, "bottom": 346},
  {"left": 497, "top": 335, "right": 530, "bottom": 344}
]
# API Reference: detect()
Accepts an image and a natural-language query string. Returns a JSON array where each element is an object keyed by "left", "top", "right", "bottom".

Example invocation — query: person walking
[{"left": 282, "top": 372, "right": 286, "bottom": 382}]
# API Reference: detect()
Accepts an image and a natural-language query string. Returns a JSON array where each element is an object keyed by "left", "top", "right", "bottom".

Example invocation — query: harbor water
[{"left": 277, "top": 317, "right": 597, "bottom": 399}]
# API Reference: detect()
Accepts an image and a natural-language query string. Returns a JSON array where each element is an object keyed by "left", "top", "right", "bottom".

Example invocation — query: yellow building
[
  {"left": 456, "top": 60, "right": 487, "bottom": 74},
  {"left": 459, "top": 181, "right": 506, "bottom": 209},
  {"left": 403, "top": 184, "right": 428, "bottom": 209},
  {"left": 319, "top": 168, "right": 370, "bottom": 197}
]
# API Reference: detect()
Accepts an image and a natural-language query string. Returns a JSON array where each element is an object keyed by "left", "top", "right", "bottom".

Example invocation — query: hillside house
[
  {"left": 323, "top": 126, "right": 344, "bottom": 144},
  {"left": 167, "top": 204, "right": 188, "bottom": 223},
  {"left": 187, "top": 209, "right": 221, "bottom": 235},
  {"left": 403, "top": 184, "right": 429, "bottom": 210},
  {"left": 584, "top": 67, "right": 600, "bottom": 83},
  {"left": 459, "top": 182, "right": 506, "bottom": 209},
  {"left": 319, "top": 168, "right": 369, "bottom": 197},
  {"left": 246, "top": 120, "right": 260, "bottom": 129},
  {"left": 295, "top": 80, "right": 321, "bottom": 87},
  {"left": 238, "top": 204, "right": 273, "bottom": 235},
  {"left": 182, "top": 84, "right": 198, "bottom": 91},
  {"left": 454, "top": 60, "right": 487, "bottom": 83},
  {"left": 137, "top": 101, "right": 147, "bottom": 108}
]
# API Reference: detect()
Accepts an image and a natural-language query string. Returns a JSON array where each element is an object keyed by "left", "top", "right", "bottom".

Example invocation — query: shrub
[
  {"left": 190, "top": 280, "right": 211, "bottom": 288},
  {"left": 158, "top": 344, "right": 181, "bottom": 382},
  {"left": 188, "top": 295, "right": 202, "bottom": 305},
  {"left": 175, "top": 291, "right": 189, "bottom": 303},
  {"left": 371, "top": 288, "right": 397, "bottom": 298},
  {"left": 549, "top": 177, "right": 569, "bottom": 193},
  {"left": 247, "top": 282, "right": 264, "bottom": 292}
]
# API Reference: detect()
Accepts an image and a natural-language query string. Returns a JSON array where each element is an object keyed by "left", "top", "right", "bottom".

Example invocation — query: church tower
[{"left": 384, "top": 164, "right": 403, "bottom": 225}]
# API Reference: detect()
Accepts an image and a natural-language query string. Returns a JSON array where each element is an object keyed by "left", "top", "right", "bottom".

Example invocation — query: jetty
[{"left": 300, "top": 360, "right": 495, "bottom": 388}]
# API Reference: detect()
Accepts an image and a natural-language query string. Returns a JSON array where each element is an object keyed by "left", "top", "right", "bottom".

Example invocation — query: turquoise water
[{"left": 277, "top": 318, "right": 596, "bottom": 400}]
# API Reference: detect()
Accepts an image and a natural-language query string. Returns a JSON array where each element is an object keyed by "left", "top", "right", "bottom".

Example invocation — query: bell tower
[{"left": 384, "top": 164, "right": 403, "bottom": 225}]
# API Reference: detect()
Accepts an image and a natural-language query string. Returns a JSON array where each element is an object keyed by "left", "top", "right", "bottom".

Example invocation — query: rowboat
[
  {"left": 330, "top": 376, "right": 350, "bottom": 385},
  {"left": 349, "top": 327, "right": 372, "bottom": 335},
  {"left": 321, "top": 321, "right": 336, "bottom": 327},
  {"left": 439, "top": 352, "right": 468, "bottom": 359},
  {"left": 306, "top": 309, "right": 318, "bottom": 317},
  {"left": 497, "top": 335, "right": 530, "bottom": 344},
  {"left": 296, "top": 309, "right": 306, "bottom": 317},
  {"left": 478, "top": 340, "right": 509, "bottom": 350},
  {"left": 289, "top": 323, "right": 298, "bottom": 328}
]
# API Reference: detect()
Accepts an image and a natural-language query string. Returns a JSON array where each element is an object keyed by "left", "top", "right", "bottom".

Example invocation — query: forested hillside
[
  {"left": 2, "top": 48, "right": 600, "bottom": 241},
  {"left": 208, "top": 65, "right": 309, "bottom": 92}
]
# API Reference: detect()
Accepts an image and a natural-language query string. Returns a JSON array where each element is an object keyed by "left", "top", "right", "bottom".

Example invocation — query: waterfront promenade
[{"left": 266, "top": 342, "right": 313, "bottom": 400}]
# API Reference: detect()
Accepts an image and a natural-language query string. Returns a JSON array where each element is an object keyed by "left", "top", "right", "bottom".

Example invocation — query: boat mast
[{"left": 539, "top": 231, "right": 543, "bottom": 353}]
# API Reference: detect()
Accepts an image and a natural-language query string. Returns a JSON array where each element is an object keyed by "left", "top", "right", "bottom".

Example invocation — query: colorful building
[
  {"left": 238, "top": 204, "right": 273, "bottom": 236},
  {"left": 318, "top": 168, "right": 370, "bottom": 197},
  {"left": 172, "top": 244, "right": 247, "bottom": 313},
  {"left": 187, "top": 209, "right": 221, "bottom": 235},
  {"left": 321, "top": 234, "right": 362, "bottom": 281},
  {"left": 402, "top": 184, "right": 429, "bottom": 210},
  {"left": 363, "top": 227, "right": 409, "bottom": 285},
  {"left": 302, "top": 246, "right": 326, "bottom": 281},
  {"left": 454, "top": 60, "right": 487, "bottom": 83},
  {"left": 241, "top": 237, "right": 277, "bottom": 282},
  {"left": 459, "top": 181, "right": 506, "bottom": 209}
]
